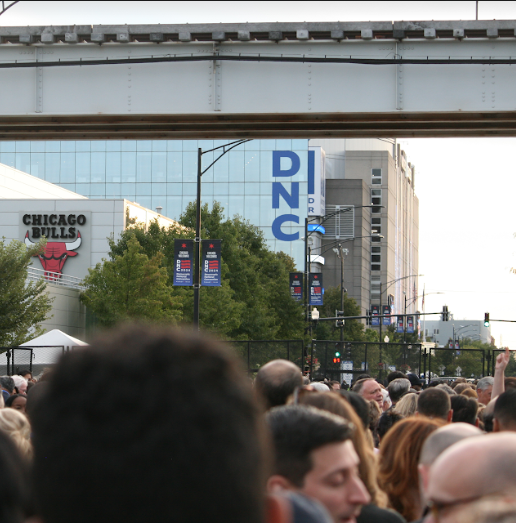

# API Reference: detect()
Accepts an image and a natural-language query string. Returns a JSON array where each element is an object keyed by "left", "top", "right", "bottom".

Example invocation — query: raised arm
[{"left": 492, "top": 347, "right": 510, "bottom": 399}]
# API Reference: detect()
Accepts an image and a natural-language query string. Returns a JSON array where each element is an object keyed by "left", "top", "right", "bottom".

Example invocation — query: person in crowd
[
  {"left": 266, "top": 405, "right": 371, "bottom": 523},
  {"left": 417, "top": 422, "right": 482, "bottom": 520},
  {"left": 328, "top": 380, "right": 341, "bottom": 391},
  {"left": 453, "top": 382, "right": 473, "bottom": 395},
  {"left": 310, "top": 382, "right": 330, "bottom": 392},
  {"left": 387, "top": 371, "right": 406, "bottom": 383},
  {"left": 5, "top": 394, "right": 27, "bottom": 415},
  {"left": 0, "top": 429, "right": 30, "bottom": 523},
  {"left": 416, "top": 387, "right": 453, "bottom": 421},
  {"left": 493, "top": 389, "right": 516, "bottom": 432},
  {"left": 11, "top": 376, "right": 27, "bottom": 395},
  {"left": 393, "top": 392, "right": 418, "bottom": 417},
  {"left": 406, "top": 373, "right": 422, "bottom": 392},
  {"left": 19, "top": 370, "right": 34, "bottom": 383},
  {"left": 435, "top": 383, "right": 456, "bottom": 395},
  {"left": 387, "top": 378, "right": 411, "bottom": 407},
  {"left": 0, "top": 376, "right": 14, "bottom": 402},
  {"left": 425, "top": 433, "right": 516, "bottom": 523},
  {"left": 378, "top": 417, "right": 445, "bottom": 521},
  {"left": 450, "top": 395, "right": 478, "bottom": 426},
  {"left": 377, "top": 411, "right": 404, "bottom": 446},
  {"left": 30, "top": 326, "right": 270, "bottom": 523},
  {"left": 352, "top": 378, "right": 383, "bottom": 408},
  {"left": 381, "top": 388, "right": 392, "bottom": 412},
  {"left": 255, "top": 359, "right": 303, "bottom": 410},
  {"left": 461, "top": 387, "right": 478, "bottom": 399},
  {"left": 476, "top": 376, "right": 494, "bottom": 405},
  {"left": 368, "top": 398, "right": 382, "bottom": 442},
  {"left": 338, "top": 390, "right": 370, "bottom": 430},
  {"left": 0, "top": 409, "right": 32, "bottom": 459},
  {"left": 291, "top": 391, "right": 389, "bottom": 511}
]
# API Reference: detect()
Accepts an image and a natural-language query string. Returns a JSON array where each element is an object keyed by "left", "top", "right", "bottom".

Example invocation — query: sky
[{"left": 1, "top": 1, "right": 516, "bottom": 347}]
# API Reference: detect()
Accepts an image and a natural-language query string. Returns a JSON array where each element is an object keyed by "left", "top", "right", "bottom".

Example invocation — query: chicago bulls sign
[{"left": 22, "top": 213, "right": 87, "bottom": 281}]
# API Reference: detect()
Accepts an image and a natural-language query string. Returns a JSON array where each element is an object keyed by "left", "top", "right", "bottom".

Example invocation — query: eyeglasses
[{"left": 426, "top": 494, "right": 484, "bottom": 523}]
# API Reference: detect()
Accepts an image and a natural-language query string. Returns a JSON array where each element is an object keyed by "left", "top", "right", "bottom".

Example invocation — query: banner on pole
[
  {"left": 201, "top": 240, "right": 222, "bottom": 286},
  {"left": 309, "top": 273, "right": 323, "bottom": 306},
  {"left": 289, "top": 272, "right": 303, "bottom": 301},
  {"left": 382, "top": 305, "right": 391, "bottom": 326},
  {"left": 407, "top": 315, "right": 414, "bottom": 333},
  {"left": 396, "top": 316, "right": 404, "bottom": 333},
  {"left": 173, "top": 239, "right": 194, "bottom": 286},
  {"left": 371, "top": 305, "right": 380, "bottom": 326}
]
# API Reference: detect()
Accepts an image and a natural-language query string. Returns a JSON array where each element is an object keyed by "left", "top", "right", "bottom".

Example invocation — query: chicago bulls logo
[{"left": 25, "top": 231, "right": 82, "bottom": 280}]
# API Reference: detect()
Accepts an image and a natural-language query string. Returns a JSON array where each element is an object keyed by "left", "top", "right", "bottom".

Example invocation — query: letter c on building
[{"left": 272, "top": 214, "right": 300, "bottom": 241}]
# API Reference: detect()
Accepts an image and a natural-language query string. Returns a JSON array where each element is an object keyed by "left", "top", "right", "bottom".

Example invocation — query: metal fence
[
  {"left": 425, "top": 347, "right": 487, "bottom": 380},
  {"left": 229, "top": 340, "right": 304, "bottom": 375},
  {"left": 310, "top": 341, "right": 422, "bottom": 384}
]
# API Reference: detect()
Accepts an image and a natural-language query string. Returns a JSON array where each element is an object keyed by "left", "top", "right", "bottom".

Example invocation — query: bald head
[
  {"left": 419, "top": 423, "right": 482, "bottom": 466},
  {"left": 427, "top": 433, "right": 516, "bottom": 507},
  {"left": 255, "top": 359, "right": 303, "bottom": 410}
]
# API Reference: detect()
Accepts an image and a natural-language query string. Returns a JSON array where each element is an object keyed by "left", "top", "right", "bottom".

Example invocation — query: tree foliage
[
  {"left": 84, "top": 201, "right": 306, "bottom": 340},
  {"left": 0, "top": 238, "right": 53, "bottom": 347},
  {"left": 81, "top": 236, "right": 182, "bottom": 327}
]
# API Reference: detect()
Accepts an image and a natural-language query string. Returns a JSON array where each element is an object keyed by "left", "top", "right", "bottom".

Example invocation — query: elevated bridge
[{"left": 1, "top": 21, "right": 516, "bottom": 139}]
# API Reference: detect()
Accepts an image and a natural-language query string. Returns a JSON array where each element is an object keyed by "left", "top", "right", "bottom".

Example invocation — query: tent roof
[{"left": 21, "top": 329, "right": 88, "bottom": 347}]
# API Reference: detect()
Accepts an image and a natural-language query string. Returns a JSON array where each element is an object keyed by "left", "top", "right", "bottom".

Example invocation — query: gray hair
[
  {"left": 477, "top": 377, "right": 494, "bottom": 391},
  {"left": 436, "top": 383, "right": 457, "bottom": 395},
  {"left": 310, "top": 382, "right": 330, "bottom": 392},
  {"left": 387, "top": 378, "right": 411, "bottom": 403}
]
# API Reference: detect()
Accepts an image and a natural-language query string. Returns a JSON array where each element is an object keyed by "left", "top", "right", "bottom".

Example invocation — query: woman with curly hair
[{"left": 378, "top": 416, "right": 445, "bottom": 521}]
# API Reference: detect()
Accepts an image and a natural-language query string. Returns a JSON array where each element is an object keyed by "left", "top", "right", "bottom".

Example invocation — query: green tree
[
  {"left": 0, "top": 237, "right": 53, "bottom": 347},
  {"left": 81, "top": 236, "right": 182, "bottom": 327}
]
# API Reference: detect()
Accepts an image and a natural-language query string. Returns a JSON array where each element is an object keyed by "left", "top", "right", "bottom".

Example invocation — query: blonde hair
[
  {"left": 0, "top": 408, "right": 32, "bottom": 458},
  {"left": 393, "top": 393, "right": 418, "bottom": 417}
]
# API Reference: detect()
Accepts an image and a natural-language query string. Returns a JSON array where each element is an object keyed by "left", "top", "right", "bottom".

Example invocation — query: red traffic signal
[{"left": 333, "top": 357, "right": 341, "bottom": 364}]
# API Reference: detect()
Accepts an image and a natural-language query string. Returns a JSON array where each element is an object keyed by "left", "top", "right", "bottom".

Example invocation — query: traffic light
[
  {"left": 333, "top": 349, "right": 341, "bottom": 364},
  {"left": 484, "top": 312, "right": 490, "bottom": 327},
  {"left": 442, "top": 305, "right": 449, "bottom": 321},
  {"left": 333, "top": 357, "right": 341, "bottom": 364},
  {"left": 335, "top": 310, "right": 345, "bottom": 328}
]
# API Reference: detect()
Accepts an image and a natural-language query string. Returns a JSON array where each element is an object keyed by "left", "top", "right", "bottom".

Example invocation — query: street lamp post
[{"left": 194, "top": 139, "right": 251, "bottom": 329}]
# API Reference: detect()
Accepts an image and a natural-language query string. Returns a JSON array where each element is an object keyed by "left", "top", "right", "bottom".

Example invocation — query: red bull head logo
[{"left": 25, "top": 231, "right": 82, "bottom": 280}]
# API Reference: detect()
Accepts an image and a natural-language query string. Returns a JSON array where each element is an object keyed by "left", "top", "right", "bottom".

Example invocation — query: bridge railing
[{"left": 27, "top": 266, "right": 83, "bottom": 290}]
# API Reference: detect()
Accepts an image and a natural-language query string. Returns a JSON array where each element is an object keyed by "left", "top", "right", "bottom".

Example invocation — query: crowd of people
[{"left": 1, "top": 327, "right": 515, "bottom": 523}]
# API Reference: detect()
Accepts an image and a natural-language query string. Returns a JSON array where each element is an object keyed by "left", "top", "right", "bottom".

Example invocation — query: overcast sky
[{"left": 2, "top": 1, "right": 516, "bottom": 347}]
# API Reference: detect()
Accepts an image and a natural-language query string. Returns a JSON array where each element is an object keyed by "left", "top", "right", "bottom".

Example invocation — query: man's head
[
  {"left": 352, "top": 378, "right": 383, "bottom": 407},
  {"left": 450, "top": 395, "right": 478, "bottom": 426},
  {"left": 417, "top": 387, "right": 452, "bottom": 421},
  {"left": 418, "top": 423, "right": 482, "bottom": 503},
  {"left": 0, "top": 376, "right": 14, "bottom": 395},
  {"left": 425, "top": 433, "right": 516, "bottom": 523},
  {"left": 255, "top": 359, "right": 303, "bottom": 410},
  {"left": 387, "top": 378, "right": 411, "bottom": 405},
  {"left": 11, "top": 375, "right": 28, "bottom": 395},
  {"left": 266, "top": 406, "right": 370, "bottom": 523},
  {"left": 476, "top": 377, "right": 494, "bottom": 405},
  {"left": 387, "top": 371, "right": 406, "bottom": 383},
  {"left": 31, "top": 326, "right": 268, "bottom": 523},
  {"left": 493, "top": 389, "right": 516, "bottom": 432}
]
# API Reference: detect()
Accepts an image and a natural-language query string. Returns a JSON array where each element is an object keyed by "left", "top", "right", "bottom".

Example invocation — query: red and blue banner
[
  {"left": 396, "top": 316, "right": 404, "bottom": 333},
  {"left": 407, "top": 315, "right": 415, "bottom": 333},
  {"left": 201, "top": 240, "right": 222, "bottom": 287},
  {"left": 290, "top": 272, "right": 303, "bottom": 301},
  {"left": 173, "top": 239, "right": 194, "bottom": 286},
  {"left": 382, "top": 305, "right": 392, "bottom": 326},
  {"left": 371, "top": 305, "right": 380, "bottom": 326},
  {"left": 309, "top": 273, "right": 323, "bottom": 306}
]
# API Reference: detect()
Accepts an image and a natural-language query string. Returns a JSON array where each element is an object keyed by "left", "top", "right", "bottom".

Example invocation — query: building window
[
  {"left": 371, "top": 188, "right": 382, "bottom": 214},
  {"left": 372, "top": 168, "right": 382, "bottom": 185},
  {"left": 324, "top": 205, "right": 355, "bottom": 239},
  {"left": 371, "top": 264, "right": 381, "bottom": 271},
  {"left": 371, "top": 235, "right": 381, "bottom": 243}
]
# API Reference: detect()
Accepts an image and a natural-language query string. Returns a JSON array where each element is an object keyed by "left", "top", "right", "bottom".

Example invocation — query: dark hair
[
  {"left": 0, "top": 377, "right": 14, "bottom": 395},
  {"left": 378, "top": 410, "right": 404, "bottom": 441},
  {"left": 504, "top": 377, "right": 516, "bottom": 390},
  {"left": 494, "top": 389, "right": 516, "bottom": 429},
  {"left": 4, "top": 394, "right": 25, "bottom": 409},
  {"left": 450, "top": 395, "right": 478, "bottom": 425},
  {"left": 417, "top": 388, "right": 451, "bottom": 420},
  {"left": 0, "top": 430, "right": 30, "bottom": 523},
  {"left": 387, "top": 371, "right": 406, "bottom": 383},
  {"left": 338, "top": 390, "right": 370, "bottom": 429},
  {"left": 31, "top": 326, "right": 268, "bottom": 523},
  {"left": 19, "top": 371, "right": 32, "bottom": 379},
  {"left": 254, "top": 360, "right": 303, "bottom": 409},
  {"left": 266, "top": 405, "right": 353, "bottom": 488}
]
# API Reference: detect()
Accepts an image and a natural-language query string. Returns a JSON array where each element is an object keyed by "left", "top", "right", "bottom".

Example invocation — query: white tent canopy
[{"left": 20, "top": 329, "right": 88, "bottom": 366}]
